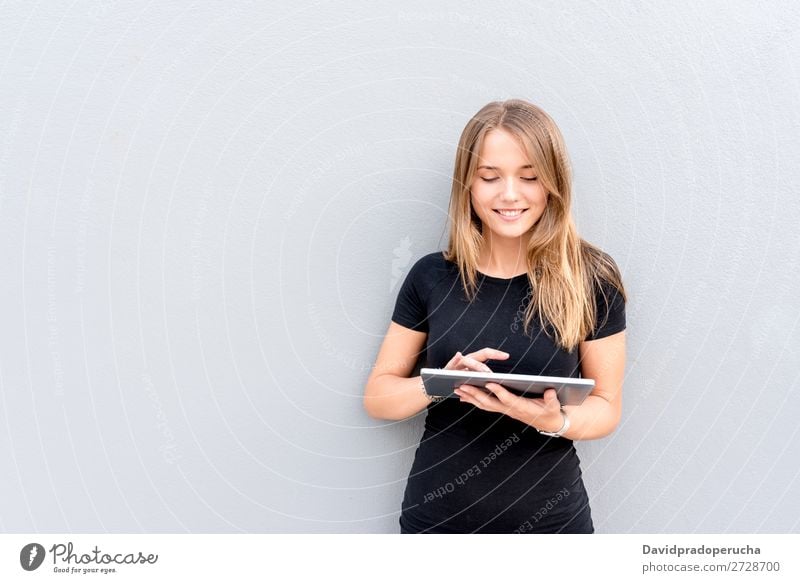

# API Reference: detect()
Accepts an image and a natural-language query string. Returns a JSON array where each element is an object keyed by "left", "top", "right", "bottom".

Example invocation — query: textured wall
[{"left": 0, "top": 0, "right": 798, "bottom": 533}]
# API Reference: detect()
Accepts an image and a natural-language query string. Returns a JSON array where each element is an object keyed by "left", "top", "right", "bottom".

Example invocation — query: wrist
[{"left": 536, "top": 409, "right": 570, "bottom": 437}]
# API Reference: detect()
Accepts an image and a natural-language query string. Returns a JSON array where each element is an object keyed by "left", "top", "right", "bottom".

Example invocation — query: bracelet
[
  {"left": 420, "top": 377, "right": 446, "bottom": 402},
  {"left": 537, "top": 408, "right": 570, "bottom": 437}
]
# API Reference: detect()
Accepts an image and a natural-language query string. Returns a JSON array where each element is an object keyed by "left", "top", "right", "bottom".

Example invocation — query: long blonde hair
[{"left": 443, "top": 99, "right": 626, "bottom": 352}]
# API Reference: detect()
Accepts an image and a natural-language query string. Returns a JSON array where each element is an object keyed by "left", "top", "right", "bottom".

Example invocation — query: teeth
[{"left": 496, "top": 209, "right": 524, "bottom": 216}]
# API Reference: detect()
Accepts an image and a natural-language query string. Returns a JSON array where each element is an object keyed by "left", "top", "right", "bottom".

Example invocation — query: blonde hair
[{"left": 443, "top": 99, "right": 627, "bottom": 352}]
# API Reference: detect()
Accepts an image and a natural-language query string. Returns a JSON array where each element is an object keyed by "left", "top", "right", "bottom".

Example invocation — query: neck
[{"left": 478, "top": 231, "right": 531, "bottom": 277}]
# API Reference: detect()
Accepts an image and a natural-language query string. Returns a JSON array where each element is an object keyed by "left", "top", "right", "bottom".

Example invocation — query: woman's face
[{"left": 469, "top": 128, "right": 548, "bottom": 240}]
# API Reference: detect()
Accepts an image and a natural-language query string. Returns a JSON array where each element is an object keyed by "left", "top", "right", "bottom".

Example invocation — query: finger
[
  {"left": 544, "top": 389, "right": 561, "bottom": 409},
  {"left": 456, "top": 384, "right": 490, "bottom": 400},
  {"left": 457, "top": 384, "right": 490, "bottom": 396},
  {"left": 459, "top": 356, "right": 492, "bottom": 372},
  {"left": 454, "top": 385, "right": 478, "bottom": 404},
  {"left": 444, "top": 351, "right": 463, "bottom": 369},
  {"left": 486, "top": 384, "right": 518, "bottom": 415},
  {"left": 465, "top": 384, "right": 510, "bottom": 413},
  {"left": 456, "top": 386, "right": 486, "bottom": 408},
  {"left": 483, "top": 382, "right": 515, "bottom": 405},
  {"left": 455, "top": 390, "right": 477, "bottom": 408},
  {"left": 465, "top": 348, "right": 511, "bottom": 362}
]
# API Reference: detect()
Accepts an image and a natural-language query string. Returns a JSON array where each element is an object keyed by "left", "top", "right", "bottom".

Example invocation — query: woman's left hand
[{"left": 454, "top": 383, "right": 563, "bottom": 431}]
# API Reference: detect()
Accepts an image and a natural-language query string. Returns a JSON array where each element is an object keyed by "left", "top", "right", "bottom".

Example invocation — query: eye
[{"left": 479, "top": 176, "right": 537, "bottom": 183}]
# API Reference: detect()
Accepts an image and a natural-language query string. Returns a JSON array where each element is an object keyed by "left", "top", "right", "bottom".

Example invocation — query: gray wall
[{"left": 1, "top": 0, "right": 798, "bottom": 533}]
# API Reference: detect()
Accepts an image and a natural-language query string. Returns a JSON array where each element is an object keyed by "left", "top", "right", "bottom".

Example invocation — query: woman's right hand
[{"left": 443, "top": 348, "right": 510, "bottom": 373}]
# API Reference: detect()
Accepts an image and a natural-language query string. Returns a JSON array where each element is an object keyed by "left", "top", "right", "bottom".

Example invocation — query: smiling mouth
[{"left": 494, "top": 209, "right": 528, "bottom": 216}]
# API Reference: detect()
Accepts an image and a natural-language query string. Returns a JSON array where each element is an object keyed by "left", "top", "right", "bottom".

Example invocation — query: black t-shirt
[{"left": 391, "top": 251, "right": 626, "bottom": 533}]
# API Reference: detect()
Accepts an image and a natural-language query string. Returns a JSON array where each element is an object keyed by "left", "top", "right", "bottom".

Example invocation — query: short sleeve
[
  {"left": 585, "top": 277, "right": 627, "bottom": 341},
  {"left": 391, "top": 258, "right": 430, "bottom": 333}
]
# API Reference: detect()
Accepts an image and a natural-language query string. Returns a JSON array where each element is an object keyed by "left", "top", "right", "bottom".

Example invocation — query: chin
[{"left": 489, "top": 224, "right": 535, "bottom": 238}]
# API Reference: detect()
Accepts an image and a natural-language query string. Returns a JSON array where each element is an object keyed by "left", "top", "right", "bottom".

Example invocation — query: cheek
[
  {"left": 527, "top": 186, "right": 548, "bottom": 206},
  {"left": 469, "top": 188, "right": 492, "bottom": 210}
]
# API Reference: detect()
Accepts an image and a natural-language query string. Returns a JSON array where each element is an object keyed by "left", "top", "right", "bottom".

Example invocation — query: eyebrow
[{"left": 477, "top": 165, "right": 534, "bottom": 170}]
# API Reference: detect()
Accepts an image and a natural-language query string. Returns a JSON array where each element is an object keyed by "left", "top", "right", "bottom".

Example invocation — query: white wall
[{"left": 1, "top": 0, "right": 798, "bottom": 533}]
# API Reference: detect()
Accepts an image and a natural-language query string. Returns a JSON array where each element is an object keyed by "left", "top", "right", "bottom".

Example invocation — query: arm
[
  {"left": 551, "top": 329, "right": 626, "bottom": 440},
  {"left": 454, "top": 329, "right": 626, "bottom": 440},
  {"left": 363, "top": 321, "right": 431, "bottom": 421}
]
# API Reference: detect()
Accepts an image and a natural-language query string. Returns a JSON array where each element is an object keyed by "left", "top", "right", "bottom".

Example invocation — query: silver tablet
[{"left": 420, "top": 368, "right": 595, "bottom": 406}]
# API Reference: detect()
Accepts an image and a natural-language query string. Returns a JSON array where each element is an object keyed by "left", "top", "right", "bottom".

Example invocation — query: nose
[{"left": 499, "top": 178, "right": 518, "bottom": 202}]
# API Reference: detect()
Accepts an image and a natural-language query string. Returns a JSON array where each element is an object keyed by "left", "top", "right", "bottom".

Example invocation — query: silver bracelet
[
  {"left": 537, "top": 408, "right": 570, "bottom": 437},
  {"left": 420, "top": 377, "right": 446, "bottom": 402}
]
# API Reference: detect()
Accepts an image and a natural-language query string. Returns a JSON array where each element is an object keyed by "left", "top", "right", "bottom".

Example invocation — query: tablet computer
[{"left": 420, "top": 368, "right": 595, "bottom": 406}]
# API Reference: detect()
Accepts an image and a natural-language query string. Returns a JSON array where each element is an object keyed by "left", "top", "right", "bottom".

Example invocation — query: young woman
[{"left": 363, "top": 99, "right": 627, "bottom": 534}]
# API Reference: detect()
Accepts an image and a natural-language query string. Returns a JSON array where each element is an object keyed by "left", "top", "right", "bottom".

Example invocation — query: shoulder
[
  {"left": 401, "top": 251, "right": 457, "bottom": 296},
  {"left": 412, "top": 250, "right": 445, "bottom": 265},
  {"left": 581, "top": 242, "right": 626, "bottom": 299},
  {"left": 581, "top": 242, "right": 619, "bottom": 274},
  {"left": 580, "top": 244, "right": 627, "bottom": 340},
  {"left": 407, "top": 251, "right": 452, "bottom": 279}
]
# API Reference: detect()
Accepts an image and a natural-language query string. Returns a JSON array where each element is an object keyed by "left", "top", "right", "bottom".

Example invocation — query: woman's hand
[
  {"left": 454, "top": 382, "right": 564, "bottom": 432},
  {"left": 443, "top": 348, "right": 509, "bottom": 373}
]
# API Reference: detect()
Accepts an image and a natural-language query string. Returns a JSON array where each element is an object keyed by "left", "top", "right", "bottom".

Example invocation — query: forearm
[
  {"left": 363, "top": 374, "right": 431, "bottom": 421},
  {"left": 532, "top": 395, "right": 620, "bottom": 441}
]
